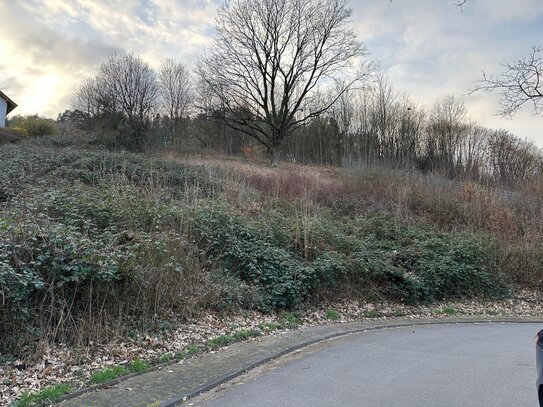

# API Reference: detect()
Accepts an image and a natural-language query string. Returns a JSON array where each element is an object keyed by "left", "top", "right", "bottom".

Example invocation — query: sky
[{"left": 0, "top": 0, "right": 541, "bottom": 143}]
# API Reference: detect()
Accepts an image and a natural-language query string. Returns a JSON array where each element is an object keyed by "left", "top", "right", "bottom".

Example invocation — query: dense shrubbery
[
  {"left": 7, "top": 114, "right": 58, "bottom": 137},
  {"left": 190, "top": 206, "right": 315, "bottom": 311},
  {"left": 0, "top": 140, "right": 530, "bottom": 357},
  {"left": 0, "top": 143, "right": 229, "bottom": 354},
  {"left": 295, "top": 212, "right": 505, "bottom": 304}
]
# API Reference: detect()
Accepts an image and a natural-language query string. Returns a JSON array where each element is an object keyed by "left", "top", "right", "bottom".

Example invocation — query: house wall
[{"left": 0, "top": 98, "right": 7, "bottom": 128}]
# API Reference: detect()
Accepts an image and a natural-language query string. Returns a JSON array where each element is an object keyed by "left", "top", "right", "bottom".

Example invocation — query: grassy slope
[{"left": 1, "top": 138, "right": 541, "bottom": 357}]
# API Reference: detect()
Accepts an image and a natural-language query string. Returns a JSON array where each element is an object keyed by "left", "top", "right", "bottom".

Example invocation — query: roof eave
[
  {"left": 0, "top": 91, "right": 17, "bottom": 115},
  {"left": 6, "top": 101, "right": 17, "bottom": 115}
]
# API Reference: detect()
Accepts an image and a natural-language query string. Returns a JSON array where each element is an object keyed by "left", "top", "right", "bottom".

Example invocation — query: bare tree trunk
[
  {"left": 270, "top": 131, "right": 283, "bottom": 166},
  {"left": 271, "top": 147, "right": 281, "bottom": 167}
]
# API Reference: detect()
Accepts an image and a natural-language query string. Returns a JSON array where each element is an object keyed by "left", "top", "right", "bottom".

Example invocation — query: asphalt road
[{"left": 190, "top": 323, "right": 539, "bottom": 407}]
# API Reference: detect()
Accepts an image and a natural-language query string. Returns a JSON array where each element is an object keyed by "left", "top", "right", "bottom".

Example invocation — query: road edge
[{"left": 153, "top": 317, "right": 542, "bottom": 407}]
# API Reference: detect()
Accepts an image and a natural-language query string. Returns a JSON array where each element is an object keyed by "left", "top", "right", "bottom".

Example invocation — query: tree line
[
  {"left": 59, "top": 0, "right": 543, "bottom": 188},
  {"left": 285, "top": 79, "right": 543, "bottom": 187},
  {"left": 63, "top": 58, "right": 543, "bottom": 188},
  {"left": 69, "top": 53, "right": 191, "bottom": 151}
]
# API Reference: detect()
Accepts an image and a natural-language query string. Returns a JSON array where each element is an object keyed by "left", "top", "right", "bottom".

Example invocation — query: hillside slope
[{"left": 2, "top": 139, "right": 542, "bottom": 358}]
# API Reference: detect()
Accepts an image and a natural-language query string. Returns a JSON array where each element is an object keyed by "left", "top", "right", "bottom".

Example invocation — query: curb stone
[{"left": 55, "top": 317, "right": 542, "bottom": 407}]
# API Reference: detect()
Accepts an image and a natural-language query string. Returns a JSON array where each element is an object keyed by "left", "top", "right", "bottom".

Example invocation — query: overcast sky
[{"left": 0, "top": 0, "right": 541, "bottom": 143}]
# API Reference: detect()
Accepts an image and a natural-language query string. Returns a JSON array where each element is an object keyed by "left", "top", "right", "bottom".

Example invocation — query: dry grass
[
  {"left": 163, "top": 153, "right": 543, "bottom": 289},
  {"left": 161, "top": 150, "right": 543, "bottom": 246}
]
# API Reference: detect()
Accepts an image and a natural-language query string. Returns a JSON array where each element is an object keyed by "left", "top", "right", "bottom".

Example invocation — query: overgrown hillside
[{"left": 2, "top": 138, "right": 542, "bottom": 358}]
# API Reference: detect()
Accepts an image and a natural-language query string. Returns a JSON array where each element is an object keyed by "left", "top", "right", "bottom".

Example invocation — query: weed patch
[
  {"left": 206, "top": 329, "right": 262, "bottom": 349},
  {"left": 90, "top": 366, "right": 129, "bottom": 385},
  {"left": 363, "top": 310, "right": 382, "bottom": 318},
  {"left": 128, "top": 359, "right": 149, "bottom": 373},
  {"left": 206, "top": 335, "right": 236, "bottom": 349},
  {"left": 157, "top": 353, "right": 174, "bottom": 364},
  {"left": 279, "top": 311, "right": 302, "bottom": 328},
  {"left": 325, "top": 309, "right": 341, "bottom": 320},
  {"left": 233, "top": 329, "right": 262, "bottom": 341},
  {"left": 173, "top": 344, "right": 203, "bottom": 359},
  {"left": 392, "top": 308, "right": 408, "bottom": 317},
  {"left": 16, "top": 383, "right": 72, "bottom": 406}
]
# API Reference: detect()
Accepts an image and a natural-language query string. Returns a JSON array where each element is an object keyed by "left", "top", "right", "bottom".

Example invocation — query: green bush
[
  {"left": 308, "top": 213, "right": 506, "bottom": 304},
  {"left": 191, "top": 206, "right": 315, "bottom": 311},
  {"left": 8, "top": 114, "right": 58, "bottom": 137}
]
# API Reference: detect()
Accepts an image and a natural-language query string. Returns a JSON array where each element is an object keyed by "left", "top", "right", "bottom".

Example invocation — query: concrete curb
[{"left": 149, "top": 317, "right": 542, "bottom": 407}]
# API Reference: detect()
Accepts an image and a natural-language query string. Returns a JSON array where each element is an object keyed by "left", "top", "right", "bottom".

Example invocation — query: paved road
[{"left": 191, "top": 323, "right": 539, "bottom": 407}]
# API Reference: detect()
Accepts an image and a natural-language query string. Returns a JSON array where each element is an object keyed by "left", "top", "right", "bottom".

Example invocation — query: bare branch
[
  {"left": 471, "top": 46, "right": 543, "bottom": 118},
  {"left": 453, "top": 0, "right": 468, "bottom": 10}
]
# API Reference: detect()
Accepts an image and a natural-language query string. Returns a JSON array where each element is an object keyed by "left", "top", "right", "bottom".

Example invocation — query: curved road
[{"left": 191, "top": 323, "right": 539, "bottom": 407}]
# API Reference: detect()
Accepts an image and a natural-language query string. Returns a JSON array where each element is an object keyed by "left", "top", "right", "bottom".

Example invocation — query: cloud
[
  {"left": 0, "top": 1, "right": 121, "bottom": 115},
  {"left": 0, "top": 0, "right": 216, "bottom": 117},
  {"left": 18, "top": 0, "right": 217, "bottom": 67},
  {"left": 351, "top": 0, "right": 543, "bottom": 143},
  {"left": 0, "top": 2, "right": 121, "bottom": 71},
  {"left": 470, "top": 0, "right": 543, "bottom": 24}
]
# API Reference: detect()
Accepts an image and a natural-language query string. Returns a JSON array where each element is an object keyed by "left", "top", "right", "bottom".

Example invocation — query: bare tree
[
  {"left": 473, "top": 46, "right": 543, "bottom": 118},
  {"left": 73, "top": 78, "right": 99, "bottom": 116},
  {"left": 197, "top": 0, "right": 373, "bottom": 165},
  {"left": 372, "top": 76, "right": 398, "bottom": 164},
  {"left": 158, "top": 58, "right": 192, "bottom": 145},
  {"left": 488, "top": 130, "right": 543, "bottom": 185},
  {"left": 100, "top": 53, "right": 159, "bottom": 147},
  {"left": 448, "top": 0, "right": 542, "bottom": 117},
  {"left": 459, "top": 123, "right": 487, "bottom": 181},
  {"left": 72, "top": 53, "right": 159, "bottom": 149},
  {"left": 425, "top": 95, "right": 467, "bottom": 176},
  {"left": 329, "top": 82, "right": 357, "bottom": 165}
]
